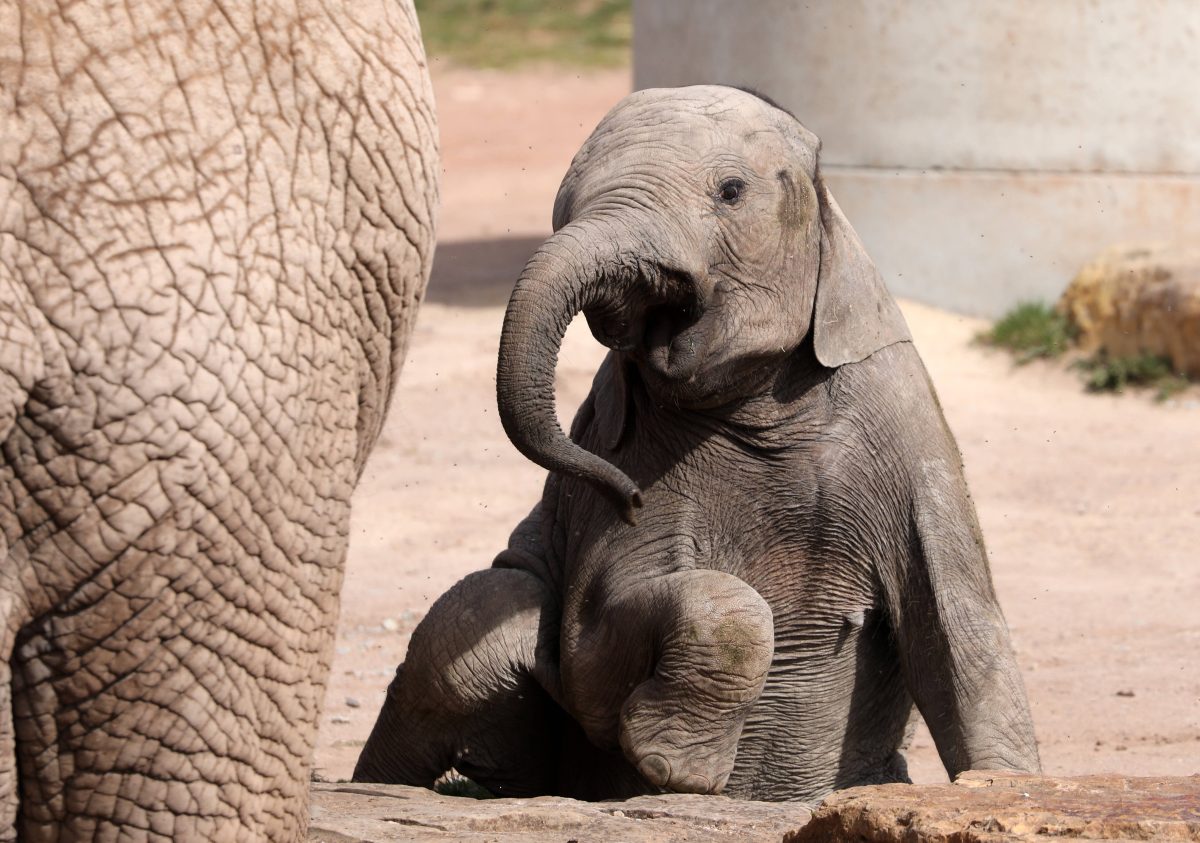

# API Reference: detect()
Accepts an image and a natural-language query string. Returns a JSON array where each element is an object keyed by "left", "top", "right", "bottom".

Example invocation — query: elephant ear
[
  {"left": 812, "top": 176, "right": 912, "bottom": 368},
  {"left": 590, "top": 351, "right": 635, "bottom": 453}
]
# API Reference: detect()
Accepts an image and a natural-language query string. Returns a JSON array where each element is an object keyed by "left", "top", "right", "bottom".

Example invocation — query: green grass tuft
[
  {"left": 976, "top": 301, "right": 1076, "bottom": 363},
  {"left": 416, "top": 0, "right": 631, "bottom": 69},
  {"left": 1076, "top": 353, "right": 1189, "bottom": 400},
  {"left": 1154, "top": 375, "right": 1192, "bottom": 402},
  {"left": 979, "top": 301, "right": 1194, "bottom": 401}
]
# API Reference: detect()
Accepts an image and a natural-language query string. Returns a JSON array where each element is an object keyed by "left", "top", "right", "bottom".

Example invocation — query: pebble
[
  {"left": 346, "top": 697, "right": 361, "bottom": 708},
  {"left": 381, "top": 617, "right": 400, "bottom": 632},
  {"left": 330, "top": 715, "right": 351, "bottom": 724}
]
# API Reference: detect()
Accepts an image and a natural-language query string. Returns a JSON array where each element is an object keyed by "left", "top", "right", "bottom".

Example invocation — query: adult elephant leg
[
  {"left": 5, "top": 501, "right": 349, "bottom": 841},
  {"left": 0, "top": 648, "right": 13, "bottom": 843},
  {"left": 354, "top": 568, "right": 562, "bottom": 797},
  {"left": 0, "top": 557, "right": 31, "bottom": 842},
  {"left": 570, "top": 569, "right": 774, "bottom": 795},
  {"left": 0, "top": 666, "right": 11, "bottom": 843}
]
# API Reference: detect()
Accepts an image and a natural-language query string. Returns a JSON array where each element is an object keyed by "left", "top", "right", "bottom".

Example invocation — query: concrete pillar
[{"left": 633, "top": 0, "right": 1200, "bottom": 316}]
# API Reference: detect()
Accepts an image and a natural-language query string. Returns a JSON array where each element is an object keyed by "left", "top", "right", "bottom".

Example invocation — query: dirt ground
[{"left": 314, "top": 65, "right": 1200, "bottom": 788}]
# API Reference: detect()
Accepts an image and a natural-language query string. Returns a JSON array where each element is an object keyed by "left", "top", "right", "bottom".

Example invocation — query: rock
[
  {"left": 791, "top": 771, "right": 1200, "bottom": 842},
  {"left": 1059, "top": 244, "right": 1200, "bottom": 377},
  {"left": 309, "top": 774, "right": 1200, "bottom": 841},
  {"left": 308, "top": 782, "right": 813, "bottom": 842}
]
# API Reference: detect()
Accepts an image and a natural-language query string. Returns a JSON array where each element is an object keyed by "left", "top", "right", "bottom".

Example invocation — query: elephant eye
[{"left": 717, "top": 178, "right": 745, "bottom": 205}]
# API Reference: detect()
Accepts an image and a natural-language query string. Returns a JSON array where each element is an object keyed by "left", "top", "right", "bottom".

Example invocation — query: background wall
[{"left": 633, "top": 0, "right": 1200, "bottom": 315}]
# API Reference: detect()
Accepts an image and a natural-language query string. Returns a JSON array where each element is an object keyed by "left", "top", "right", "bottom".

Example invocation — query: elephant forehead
[
  {"left": 571, "top": 86, "right": 815, "bottom": 184},
  {"left": 614, "top": 85, "right": 777, "bottom": 125}
]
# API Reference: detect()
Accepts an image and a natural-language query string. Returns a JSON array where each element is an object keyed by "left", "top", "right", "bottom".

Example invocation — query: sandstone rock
[
  {"left": 792, "top": 771, "right": 1200, "bottom": 842},
  {"left": 308, "top": 782, "right": 813, "bottom": 842},
  {"left": 1059, "top": 244, "right": 1200, "bottom": 377},
  {"left": 310, "top": 774, "right": 1200, "bottom": 842}
]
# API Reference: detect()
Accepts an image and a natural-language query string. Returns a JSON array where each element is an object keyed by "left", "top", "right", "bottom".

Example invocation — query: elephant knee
[
  {"left": 403, "top": 569, "right": 558, "bottom": 706},
  {"left": 660, "top": 569, "right": 775, "bottom": 698}
]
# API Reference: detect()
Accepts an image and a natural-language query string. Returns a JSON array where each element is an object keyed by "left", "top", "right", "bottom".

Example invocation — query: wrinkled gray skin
[
  {"left": 0, "top": 1, "right": 436, "bottom": 839},
  {"left": 356, "top": 86, "right": 1039, "bottom": 802}
]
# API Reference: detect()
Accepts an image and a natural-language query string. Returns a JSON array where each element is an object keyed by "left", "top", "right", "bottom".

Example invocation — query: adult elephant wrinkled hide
[
  {"left": 355, "top": 86, "right": 1039, "bottom": 802},
  {"left": 0, "top": 1, "right": 437, "bottom": 839}
]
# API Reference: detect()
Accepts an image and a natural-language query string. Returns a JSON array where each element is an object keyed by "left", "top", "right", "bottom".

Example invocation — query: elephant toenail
[
  {"left": 637, "top": 753, "right": 672, "bottom": 787},
  {"left": 677, "top": 772, "right": 714, "bottom": 793}
]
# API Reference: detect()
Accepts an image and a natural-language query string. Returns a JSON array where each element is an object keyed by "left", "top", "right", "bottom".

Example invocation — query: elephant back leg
[{"left": 354, "top": 568, "right": 563, "bottom": 797}]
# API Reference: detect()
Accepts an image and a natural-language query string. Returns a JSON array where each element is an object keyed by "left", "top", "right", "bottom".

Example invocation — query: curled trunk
[{"left": 497, "top": 219, "right": 643, "bottom": 520}]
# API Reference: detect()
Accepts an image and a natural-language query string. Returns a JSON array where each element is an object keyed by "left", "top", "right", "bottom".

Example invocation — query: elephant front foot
[{"left": 577, "top": 569, "right": 775, "bottom": 795}]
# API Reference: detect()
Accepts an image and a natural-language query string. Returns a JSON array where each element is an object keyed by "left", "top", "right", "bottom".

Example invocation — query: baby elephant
[{"left": 355, "top": 86, "right": 1040, "bottom": 802}]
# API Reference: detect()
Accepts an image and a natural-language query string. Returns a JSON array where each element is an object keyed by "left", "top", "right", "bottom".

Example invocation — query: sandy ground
[{"left": 314, "top": 65, "right": 1200, "bottom": 787}]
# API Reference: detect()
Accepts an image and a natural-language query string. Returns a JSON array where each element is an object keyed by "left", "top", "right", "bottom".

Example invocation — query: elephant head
[{"left": 496, "top": 86, "right": 910, "bottom": 514}]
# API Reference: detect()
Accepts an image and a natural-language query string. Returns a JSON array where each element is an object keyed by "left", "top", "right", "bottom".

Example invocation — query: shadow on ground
[{"left": 426, "top": 236, "right": 544, "bottom": 307}]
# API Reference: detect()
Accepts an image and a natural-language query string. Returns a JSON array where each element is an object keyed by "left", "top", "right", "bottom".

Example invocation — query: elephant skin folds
[{"left": 0, "top": 0, "right": 437, "bottom": 839}]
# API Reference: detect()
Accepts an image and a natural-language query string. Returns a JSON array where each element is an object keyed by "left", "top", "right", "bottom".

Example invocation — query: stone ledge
[
  {"left": 310, "top": 774, "right": 1200, "bottom": 842},
  {"left": 791, "top": 771, "right": 1200, "bottom": 842},
  {"left": 309, "top": 782, "right": 813, "bottom": 842}
]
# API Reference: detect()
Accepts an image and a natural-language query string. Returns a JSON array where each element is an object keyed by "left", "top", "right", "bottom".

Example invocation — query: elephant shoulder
[
  {"left": 817, "top": 342, "right": 984, "bottom": 581},
  {"left": 830, "top": 342, "right": 983, "bottom": 545},
  {"left": 824, "top": 341, "right": 965, "bottom": 493},
  {"left": 829, "top": 341, "right": 947, "bottom": 435}
]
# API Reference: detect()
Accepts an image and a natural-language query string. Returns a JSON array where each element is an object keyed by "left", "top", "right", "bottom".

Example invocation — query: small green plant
[
  {"left": 1154, "top": 375, "right": 1191, "bottom": 402},
  {"left": 415, "top": 0, "right": 631, "bottom": 68},
  {"left": 433, "top": 770, "right": 494, "bottom": 799},
  {"left": 978, "top": 302, "right": 1194, "bottom": 401},
  {"left": 976, "top": 301, "right": 1076, "bottom": 363},
  {"left": 1076, "top": 352, "right": 1189, "bottom": 400}
]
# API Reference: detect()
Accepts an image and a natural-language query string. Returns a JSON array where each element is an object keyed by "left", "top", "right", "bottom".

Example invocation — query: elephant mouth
[
  {"left": 642, "top": 298, "right": 708, "bottom": 380},
  {"left": 586, "top": 267, "right": 713, "bottom": 382}
]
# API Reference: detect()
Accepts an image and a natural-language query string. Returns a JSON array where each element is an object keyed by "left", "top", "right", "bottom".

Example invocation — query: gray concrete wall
[{"left": 633, "top": 0, "right": 1200, "bottom": 316}]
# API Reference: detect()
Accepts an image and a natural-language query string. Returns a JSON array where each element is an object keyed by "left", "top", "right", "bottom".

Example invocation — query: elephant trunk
[{"left": 497, "top": 218, "right": 645, "bottom": 520}]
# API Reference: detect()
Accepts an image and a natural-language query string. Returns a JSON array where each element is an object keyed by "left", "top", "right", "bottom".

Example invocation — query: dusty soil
[{"left": 313, "top": 65, "right": 1200, "bottom": 788}]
